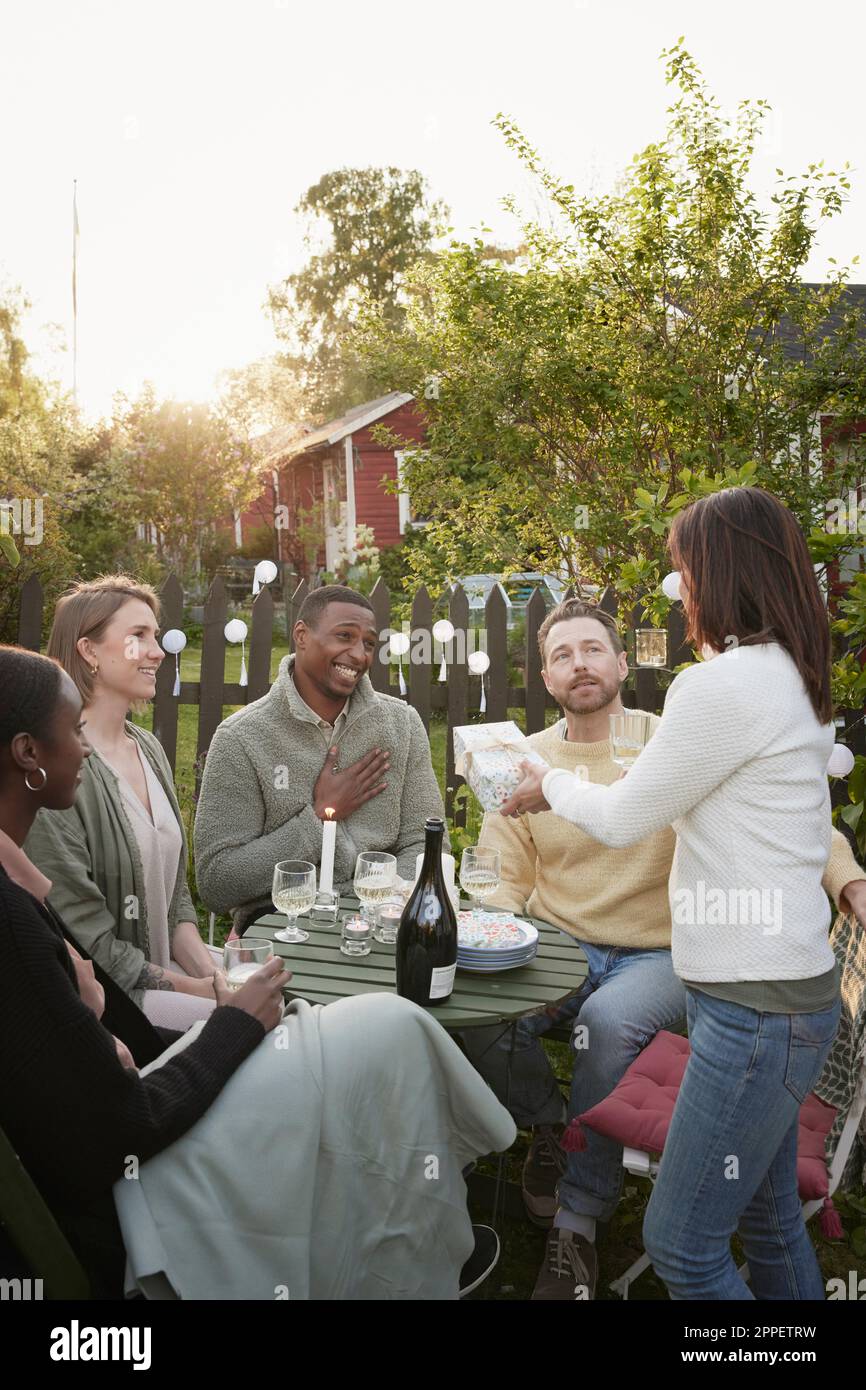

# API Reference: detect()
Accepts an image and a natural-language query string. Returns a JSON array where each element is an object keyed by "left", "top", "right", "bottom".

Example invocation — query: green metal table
[
  {"left": 250, "top": 898, "right": 588, "bottom": 1232},
  {"left": 249, "top": 897, "right": 589, "bottom": 1031}
]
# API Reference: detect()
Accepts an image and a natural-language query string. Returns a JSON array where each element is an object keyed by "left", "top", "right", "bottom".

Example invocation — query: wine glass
[
  {"left": 609, "top": 712, "right": 655, "bottom": 770},
  {"left": 272, "top": 860, "right": 316, "bottom": 943},
  {"left": 353, "top": 852, "right": 397, "bottom": 922},
  {"left": 223, "top": 939, "right": 274, "bottom": 991},
  {"left": 459, "top": 847, "right": 501, "bottom": 919}
]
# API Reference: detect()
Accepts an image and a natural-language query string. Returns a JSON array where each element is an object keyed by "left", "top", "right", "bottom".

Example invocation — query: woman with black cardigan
[{"left": 0, "top": 644, "right": 510, "bottom": 1299}]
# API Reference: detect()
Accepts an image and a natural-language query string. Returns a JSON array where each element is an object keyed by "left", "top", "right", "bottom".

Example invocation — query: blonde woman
[{"left": 25, "top": 575, "right": 219, "bottom": 1029}]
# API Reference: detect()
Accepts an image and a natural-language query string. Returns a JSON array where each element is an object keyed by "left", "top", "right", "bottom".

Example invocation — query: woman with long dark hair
[{"left": 502, "top": 486, "right": 843, "bottom": 1299}]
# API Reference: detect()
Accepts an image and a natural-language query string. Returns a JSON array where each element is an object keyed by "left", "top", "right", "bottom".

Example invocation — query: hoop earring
[{"left": 24, "top": 767, "right": 48, "bottom": 792}]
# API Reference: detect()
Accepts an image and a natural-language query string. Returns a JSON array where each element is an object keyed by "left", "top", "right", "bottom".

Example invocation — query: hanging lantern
[
  {"left": 433, "top": 619, "right": 454, "bottom": 682},
  {"left": 827, "top": 744, "right": 855, "bottom": 778},
  {"left": 252, "top": 559, "right": 278, "bottom": 596},
  {"left": 389, "top": 630, "right": 411, "bottom": 697},
  {"left": 468, "top": 648, "right": 491, "bottom": 713},
  {"left": 661, "top": 571, "right": 682, "bottom": 601},
  {"left": 160, "top": 628, "right": 187, "bottom": 697},
  {"left": 224, "top": 618, "right": 249, "bottom": 687}
]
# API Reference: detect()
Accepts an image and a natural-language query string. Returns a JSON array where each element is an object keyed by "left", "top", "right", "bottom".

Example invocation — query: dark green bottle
[{"left": 395, "top": 817, "right": 458, "bottom": 1006}]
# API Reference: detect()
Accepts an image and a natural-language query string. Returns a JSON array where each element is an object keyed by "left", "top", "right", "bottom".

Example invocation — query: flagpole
[{"left": 72, "top": 179, "right": 79, "bottom": 405}]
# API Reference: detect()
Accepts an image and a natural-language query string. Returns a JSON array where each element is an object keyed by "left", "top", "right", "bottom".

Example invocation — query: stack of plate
[{"left": 456, "top": 911, "right": 539, "bottom": 973}]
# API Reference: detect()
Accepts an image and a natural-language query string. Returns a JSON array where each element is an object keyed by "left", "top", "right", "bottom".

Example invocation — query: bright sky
[{"left": 1, "top": 0, "right": 864, "bottom": 421}]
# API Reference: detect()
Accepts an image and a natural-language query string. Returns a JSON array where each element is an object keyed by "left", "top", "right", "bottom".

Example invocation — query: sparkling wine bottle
[{"left": 396, "top": 816, "right": 458, "bottom": 1007}]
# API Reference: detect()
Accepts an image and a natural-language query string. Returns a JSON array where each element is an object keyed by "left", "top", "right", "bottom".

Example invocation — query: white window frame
[{"left": 395, "top": 449, "right": 430, "bottom": 534}]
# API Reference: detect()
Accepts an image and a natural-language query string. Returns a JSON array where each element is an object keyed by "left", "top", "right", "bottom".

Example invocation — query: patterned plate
[{"left": 457, "top": 911, "right": 539, "bottom": 953}]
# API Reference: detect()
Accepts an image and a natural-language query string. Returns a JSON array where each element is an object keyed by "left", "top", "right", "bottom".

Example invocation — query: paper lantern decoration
[
  {"left": 433, "top": 619, "right": 454, "bottom": 682},
  {"left": 160, "top": 628, "right": 187, "bottom": 696},
  {"left": 662, "top": 571, "right": 682, "bottom": 602},
  {"left": 389, "top": 630, "right": 411, "bottom": 697},
  {"left": 252, "top": 559, "right": 278, "bottom": 596},
  {"left": 224, "top": 618, "right": 249, "bottom": 687},
  {"left": 468, "top": 648, "right": 491, "bottom": 713},
  {"left": 827, "top": 744, "right": 855, "bottom": 778}
]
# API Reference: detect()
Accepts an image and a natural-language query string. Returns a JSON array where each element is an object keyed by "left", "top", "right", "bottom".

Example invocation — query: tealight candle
[
  {"left": 374, "top": 902, "right": 403, "bottom": 945},
  {"left": 341, "top": 915, "right": 372, "bottom": 957}
]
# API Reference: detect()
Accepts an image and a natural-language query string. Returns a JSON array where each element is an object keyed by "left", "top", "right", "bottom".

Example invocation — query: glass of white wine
[
  {"left": 609, "top": 712, "right": 655, "bottom": 770},
  {"left": 272, "top": 860, "right": 317, "bottom": 943},
  {"left": 459, "top": 847, "right": 501, "bottom": 919},
  {"left": 353, "top": 852, "right": 397, "bottom": 922},
  {"left": 223, "top": 939, "right": 274, "bottom": 991}
]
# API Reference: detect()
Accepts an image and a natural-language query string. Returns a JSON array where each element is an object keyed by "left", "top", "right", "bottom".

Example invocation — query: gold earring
[{"left": 90, "top": 663, "right": 99, "bottom": 676}]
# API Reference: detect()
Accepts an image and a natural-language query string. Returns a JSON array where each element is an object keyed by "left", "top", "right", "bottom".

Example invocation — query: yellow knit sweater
[{"left": 477, "top": 717, "right": 865, "bottom": 950}]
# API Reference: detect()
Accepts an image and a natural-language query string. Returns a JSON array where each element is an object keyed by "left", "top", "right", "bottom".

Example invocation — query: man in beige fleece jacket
[
  {"left": 195, "top": 586, "right": 445, "bottom": 933},
  {"left": 462, "top": 598, "right": 866, "bottom": 1301}
]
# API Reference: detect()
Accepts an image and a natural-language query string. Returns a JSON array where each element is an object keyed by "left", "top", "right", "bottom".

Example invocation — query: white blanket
[{"left": 113, "top": 992, "right": 516, "bottom": 1300}]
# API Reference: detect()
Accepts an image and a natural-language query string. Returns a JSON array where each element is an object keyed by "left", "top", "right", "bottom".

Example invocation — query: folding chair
[{"left": 0, "top": 1122, "right": 91, "bottom": 1299}]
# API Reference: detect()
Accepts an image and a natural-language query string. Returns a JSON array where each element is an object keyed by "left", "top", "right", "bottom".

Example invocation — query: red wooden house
[{"left": 238, "top": 392, "right": 427, "bottom": 576}]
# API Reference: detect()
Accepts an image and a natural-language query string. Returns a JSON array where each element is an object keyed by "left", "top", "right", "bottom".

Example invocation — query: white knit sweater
[{"left": 541, "top": 643, "right": 837, "bottom": 984}]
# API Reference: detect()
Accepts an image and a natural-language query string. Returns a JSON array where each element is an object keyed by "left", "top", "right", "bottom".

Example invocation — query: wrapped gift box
[{"left": 453, "top": 721, "right": 550, "bottom": 812}]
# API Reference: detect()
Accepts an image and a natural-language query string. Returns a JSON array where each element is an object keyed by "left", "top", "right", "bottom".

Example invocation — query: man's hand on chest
[{"left": 312, "top": 744, "right": 391, "bottom": 821}]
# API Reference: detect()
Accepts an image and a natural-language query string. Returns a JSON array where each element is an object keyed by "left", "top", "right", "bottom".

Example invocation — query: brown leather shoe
[
  {"left": 522, "top": 1124, "right": 567, "bottom": 1228},
  {"left": 531, "top": 1228, "right": 598, "bottom": 1301}
]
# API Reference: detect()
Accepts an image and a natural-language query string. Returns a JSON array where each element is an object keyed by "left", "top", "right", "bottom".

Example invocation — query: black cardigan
[{"left": 0, "top": 863, "right": 265, "bottom": 1289}]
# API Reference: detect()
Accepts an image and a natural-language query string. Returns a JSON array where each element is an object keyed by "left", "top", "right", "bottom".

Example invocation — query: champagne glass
[
  {"left": 223, "top": 939, "right": 273, "bottom": 991},
  {"left": 459, "top": 846, "right": 501, "bottom": 919},
  {"left": 353, "top": 852, "right": 397, "bottom": 922},
  {"left": 272, "top": 860, "right": 316, "bottom": 943},
  {"left": 609, "top": 712, "right": 655, "bottom": 770}
]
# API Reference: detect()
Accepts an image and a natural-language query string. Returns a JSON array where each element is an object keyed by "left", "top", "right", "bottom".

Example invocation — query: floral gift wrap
[{"left": 453, "top": 721, "right": 550, "bottom": 812}]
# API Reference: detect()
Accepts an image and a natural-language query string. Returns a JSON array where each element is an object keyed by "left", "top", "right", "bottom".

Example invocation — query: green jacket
[{"left": 24, "top": 723, "right": 197, "bottom": 1006}]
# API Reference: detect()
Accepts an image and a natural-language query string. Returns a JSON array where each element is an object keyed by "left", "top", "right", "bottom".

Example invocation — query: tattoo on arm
[{"left": 136, "top": 963, "right": 176, "bottom": 992}]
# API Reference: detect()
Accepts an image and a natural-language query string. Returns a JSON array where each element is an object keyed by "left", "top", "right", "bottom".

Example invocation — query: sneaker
[
  {"left": 531, "top": 1227, "right": 598, "bottom": 1301},
  {"left": 459, "top": 1224, "right": 500, "bottom": 1298},
  {"left": 522, "top": 1124, "right": 567, "bottom": 1228}
]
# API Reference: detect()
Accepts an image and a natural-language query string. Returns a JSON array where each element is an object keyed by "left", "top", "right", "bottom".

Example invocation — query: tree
[
  {"left": 110, "top": 387, "right": 265, "bottom": 585},
  {"left": 269, "top": 167, "right": 449, "bottom": 420},
  {"left": 361, "top": 43, "right": 866, "bottom": 611}
]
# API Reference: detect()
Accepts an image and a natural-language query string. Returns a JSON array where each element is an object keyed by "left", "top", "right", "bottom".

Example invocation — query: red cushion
[{"left": 577, "top": 1030, "right": 837, "bottom": 1201}]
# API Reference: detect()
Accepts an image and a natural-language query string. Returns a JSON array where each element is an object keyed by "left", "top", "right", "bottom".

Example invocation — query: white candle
[{"left": 319, "top": 808, "right": 336, "bottom": 895}]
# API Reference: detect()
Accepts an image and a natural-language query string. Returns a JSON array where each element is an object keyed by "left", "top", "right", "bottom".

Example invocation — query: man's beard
[{"left": 558, "top": 673, "right": 621, "bottom": 716}]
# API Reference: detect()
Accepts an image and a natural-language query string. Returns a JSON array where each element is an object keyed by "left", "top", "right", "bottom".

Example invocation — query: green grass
[{"left": 135, "top": 646, "right": 866, "bottom": 1300}]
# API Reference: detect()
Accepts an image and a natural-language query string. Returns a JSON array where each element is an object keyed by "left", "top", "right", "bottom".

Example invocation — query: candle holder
[
  {"left": 635, "top": 628, "right": 668, "bottom": 668},
  {"left": 310, "top": 890, "right": 338, "bottom": 924}
]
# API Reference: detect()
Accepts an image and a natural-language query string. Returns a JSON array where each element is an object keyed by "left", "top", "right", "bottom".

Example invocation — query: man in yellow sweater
[{"left": 463, "top": 599, "right": 866, "bottom": 1301}]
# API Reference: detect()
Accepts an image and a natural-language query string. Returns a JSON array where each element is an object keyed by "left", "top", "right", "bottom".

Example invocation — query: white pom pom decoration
[
  {"left": 662, "top": 571, "right": 682, "bottom": 601},
  {"left": 468, "top": 650, "right": 490, "bottom": 675},
  {"left": 389, "top": 631, "right": 411, "bottom": 658},
  {"left": 160, "top": 629, "right": 187, "bottom": 696},
  {"left": 252, "top": 559, "right": 278, "bottom": 595},
  {"left": 432, "top": 619, "right": 455, "bottom": 643},
  {"left": 224, "top": 619, "right": 249, "bottom": 687},
  {"left": 827, "top": 743, "right": 855, "bottom": 778}
]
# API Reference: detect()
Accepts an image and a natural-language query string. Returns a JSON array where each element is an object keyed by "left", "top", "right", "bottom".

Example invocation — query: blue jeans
[
  {"left": 460, "top": 940, "right": 687, "bottom": 1221},
  {"left": 643, "top": 987, "right": 841, "bottom": 1300}
]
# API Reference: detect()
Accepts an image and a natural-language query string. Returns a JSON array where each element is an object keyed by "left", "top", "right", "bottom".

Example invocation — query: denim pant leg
[
  {"left": 643, "top": 989, "right": 841, "bottom": 1301},
  {"left": 459, "top": 984, "right": 589, "bottom": 1129},
  {"left": 556, "top": 945, "right": 688, "bottom": 1224}
]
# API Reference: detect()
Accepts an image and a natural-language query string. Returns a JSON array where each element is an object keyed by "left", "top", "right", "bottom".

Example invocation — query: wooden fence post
[
  {"left": 445, "top": 584, "right": 469, "bottom": 826},
  {"left": 483, "top": 582, "right": 508, "bottom": 724},
  {"left": 17, "top": 574, "right": 43, "bottom": 651},
  {"left": 409, "top": 585, "right": 432, "bottom": 731},
  {"left": 368, "top": 577, "right": 391, "bottom": 695},
  {"left": 524, "top": 587, "right": 547, "bottom": 734},
  {"left": 152, "top": 573, "right": 184, "bottom": 774},
  {"left": 195, "top": 576, "right": 228, "bottom": 791},
  {"left": 248, "top": 587, "right": 275, "bottom": 700},
  {"left": 287, "top": 579, "right": 309, "bottom": 652}
]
